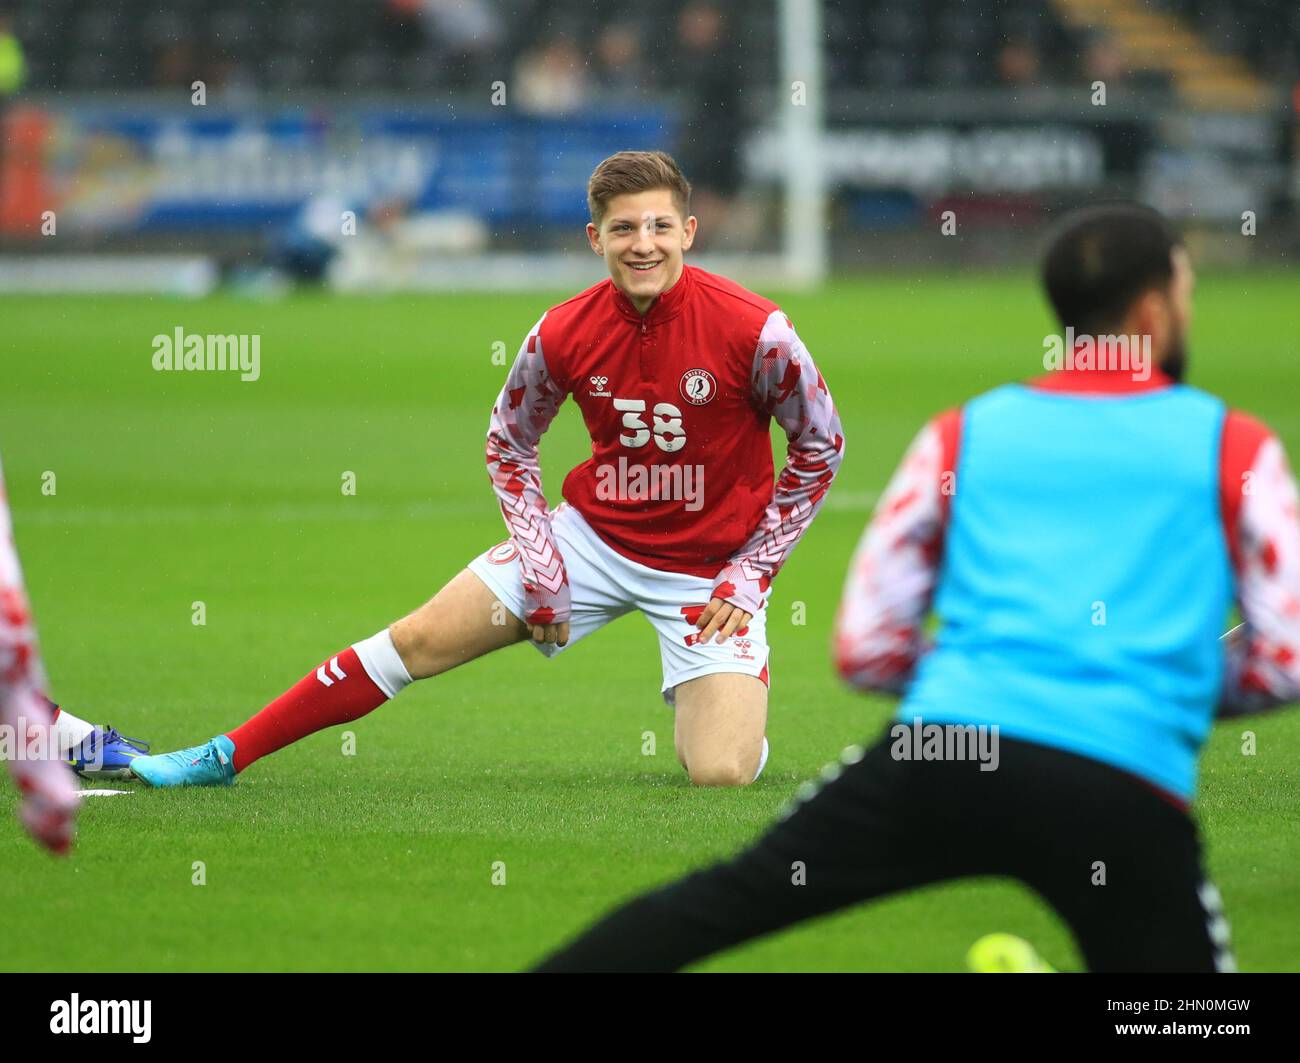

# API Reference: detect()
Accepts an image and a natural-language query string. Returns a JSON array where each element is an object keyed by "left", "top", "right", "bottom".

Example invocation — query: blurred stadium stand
[
  {"left": 0, "top": 0, "right": 1295, "bottom": 290},
  {"left": 7, "top": 0, "right": 1296, "bottom": 94}
]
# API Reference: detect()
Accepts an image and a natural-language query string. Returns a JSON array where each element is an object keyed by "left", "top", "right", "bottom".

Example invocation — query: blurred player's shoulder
[
  {"left": 1180, "top": 392, "right": 1284, "bottom": 461},
  {"left": 1222, "top": 407, "right": 1274, "bottom": 446},
  {"left": 1221, "top": 407, "right": 1282, "bottom": 492}
]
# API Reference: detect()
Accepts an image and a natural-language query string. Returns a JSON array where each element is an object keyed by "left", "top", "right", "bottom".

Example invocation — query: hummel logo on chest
[{"left": 588, "top": 375, "right": 612, "bottom": 397}]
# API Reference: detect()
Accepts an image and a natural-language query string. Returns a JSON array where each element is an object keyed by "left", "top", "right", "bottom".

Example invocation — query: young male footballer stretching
[
  {"left": 534, "top": 204, "right": 1300, "bottom": 972},
  {"left": 132, "top": 150, "right": 845, "bottom": 789}
]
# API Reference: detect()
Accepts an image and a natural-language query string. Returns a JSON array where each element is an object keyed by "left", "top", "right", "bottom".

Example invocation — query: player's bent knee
[{"left": 687, "top": 757, "right": 754, "bottom": 788}]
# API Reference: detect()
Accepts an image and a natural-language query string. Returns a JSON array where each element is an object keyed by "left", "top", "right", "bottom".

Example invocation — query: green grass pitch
[{"left": 1, "top": 272, "right": 1296, "bottom": 971}]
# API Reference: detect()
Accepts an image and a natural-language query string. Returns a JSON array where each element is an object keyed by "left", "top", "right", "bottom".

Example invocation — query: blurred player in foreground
[
  {"left": 0, "top": 448, "right": 150, "bottom": 785},
  {"left": 132, "top": 150, "right": 844, "bottom": 789},
  {"left": 535, "top": 204, "right": 1300, "bottom": 972},
  {"left": 1, "top": 453, "right": 78, "bottom": 853}
]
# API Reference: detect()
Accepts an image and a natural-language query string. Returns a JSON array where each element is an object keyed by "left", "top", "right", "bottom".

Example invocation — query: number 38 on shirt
[{"left": 613, "top": 398, "right": 686, "bottom": 453}]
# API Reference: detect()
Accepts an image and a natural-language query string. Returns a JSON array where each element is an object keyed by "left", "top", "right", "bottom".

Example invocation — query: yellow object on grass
[{"left": 966, "top": 933, "right": 1057, "bottom": 973}]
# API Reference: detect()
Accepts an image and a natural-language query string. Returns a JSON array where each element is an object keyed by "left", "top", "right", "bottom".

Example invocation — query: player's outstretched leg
[
  {"left": 534, "top": 735, "right": 946, "bottom": 970},
  {"left": 130, "top": 569, "right": 527, "bottom": 787}
]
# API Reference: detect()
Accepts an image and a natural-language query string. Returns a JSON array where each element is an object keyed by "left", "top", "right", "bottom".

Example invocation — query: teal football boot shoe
[{"left": 130, "top": 735, "right": 237, "bottom": 788}]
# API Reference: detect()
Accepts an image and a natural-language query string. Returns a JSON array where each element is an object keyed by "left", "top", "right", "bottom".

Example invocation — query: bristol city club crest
[
  {"left": 486, "top": 541, "right": 519, "bottom": 565},
  {"left": 679, "top": 368, "right": 716, "bottom": 406}
]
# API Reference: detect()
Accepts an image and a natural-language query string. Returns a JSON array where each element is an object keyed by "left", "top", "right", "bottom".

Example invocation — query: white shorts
[{"left": 468, "top": 503, "right": 771, "bottom": 704}]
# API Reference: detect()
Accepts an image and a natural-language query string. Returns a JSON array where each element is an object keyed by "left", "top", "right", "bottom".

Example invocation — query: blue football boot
[
  {"left": 129, "top": 735, "right": 237, "bottom": 788},
  {"left": 68, "top": 727, "right": 152, "bottom": 780}
]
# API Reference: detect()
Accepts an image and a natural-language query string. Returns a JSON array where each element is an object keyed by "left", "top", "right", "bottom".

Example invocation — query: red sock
[{"left": 226, "top": 648, "right": 387, "bottom": 772}]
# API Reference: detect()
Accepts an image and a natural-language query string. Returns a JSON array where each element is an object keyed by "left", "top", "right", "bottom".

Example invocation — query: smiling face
[{"left": 587, "top": 189, "right": 697, "bottom": 314}]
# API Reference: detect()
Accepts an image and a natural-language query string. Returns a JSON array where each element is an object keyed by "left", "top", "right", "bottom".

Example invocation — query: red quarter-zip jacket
[{"left": 486, "top": 264, "right": 845, "bottom": 626}]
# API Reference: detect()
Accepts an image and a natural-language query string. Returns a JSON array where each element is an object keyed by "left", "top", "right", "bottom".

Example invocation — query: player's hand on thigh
[
  {"left": 696, "top": 598, "right": 752, "bottom": 645},
  {"left": 531, "top": 620, "right": 569, "bottom": 646}
]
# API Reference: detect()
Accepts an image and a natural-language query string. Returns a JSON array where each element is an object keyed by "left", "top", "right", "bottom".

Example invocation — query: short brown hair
[{"left": 587, "top": 150, "right": 692, "bottom": 227}]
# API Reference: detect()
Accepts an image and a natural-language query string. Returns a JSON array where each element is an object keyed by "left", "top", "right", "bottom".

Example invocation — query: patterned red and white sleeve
[
  {"left": 711, "top": 311, "right": 845, "bottom": 616},
  {"left": 485, "top": 314, "right": 571, "bottom": 626},
  {"left": 1220, "top": 424, "right": 1300, "bottom": 715},
  {"left": 832, "top": 415, "right": 954, "bottom": 694},
  {"left": 0, "top": 457, "right": 78, "bottom": 853}
]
